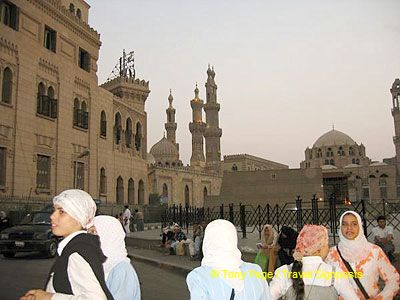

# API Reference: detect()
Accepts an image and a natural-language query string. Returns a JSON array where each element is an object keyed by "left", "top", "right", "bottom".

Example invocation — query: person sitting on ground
[
  {"left": 170, "top": 224, "right": 187, "bottom": 255},
  {"left": 20, "top": 189, "right": 113, "bottom": 300},
  {"left": 186, "top": 219, "right": 272, "bottom": 299},
  {"left": 371, "top": 215, "right": 396, "bottom": 262},
  {"left": 255, "top": 224, "right": 280, "bottom": 274},
  {"left": 270, "top": 224, "right": 358, "bottom": 300},
  {"left": 277, "top": 226, "right": 298, "bottom": 266},
  {"left": 325, "top": 211, "right": 400, "bottom": 299},
  {"left": 161, "top": 222, "right": 177, "bottom": 247},
  {"left": 89, "top": 215, "right": 141, "bottom": 300}
]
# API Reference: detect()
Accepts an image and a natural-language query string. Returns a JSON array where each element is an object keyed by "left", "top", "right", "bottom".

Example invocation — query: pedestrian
[
  {"left": 269, "top": 224, "right": 358, "bottom": 300},
  {"left": 122, "top": 205, "right": 131, "bottom": 234},
  {"left": 326, "top": 211, "right": 400, "bottom": 299},
  {"left": 277, "top": 226, "right": 298, "bottom": 265},
  {"left": 0, "top": 211, "right": 10, "bottom": 232},
  {"left": 371, "top": 215, "right": 396, "bottom": 262},
  {"left": 186, "top": 219, "right": 272, "bottom": 299},
  {"left": 89, "top": 215, "right": 141, "bottom": 300},
  {"left": 134, "top": 209, "right": 144, "bottom": 231},
  {"left": 19, "top": 189, "right": 113, "bottom": 300},
  {"left": 255, "top": 224, "right": 279, "bottom": 274}
]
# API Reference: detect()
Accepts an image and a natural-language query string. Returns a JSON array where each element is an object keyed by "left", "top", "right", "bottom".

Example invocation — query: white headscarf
[
  {"left": 53, "top": 189, "right": 97, "bottom": 229},
  {"left": 201, "top": 219, "right": 244, "bottom": 292},
  {"left": 94, "top": 215, "right": 130, "bottom": 278},
  {"left": 338, "top": 210, "right": 372, "bottom": 263},
  {"left": 261, "top": 224, "right": 278, "bottom": 247}
]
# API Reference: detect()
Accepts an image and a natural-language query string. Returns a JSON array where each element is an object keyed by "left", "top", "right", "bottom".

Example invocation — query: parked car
[{"left": 0, "top": 211, "right": 59, "bottom": 258}]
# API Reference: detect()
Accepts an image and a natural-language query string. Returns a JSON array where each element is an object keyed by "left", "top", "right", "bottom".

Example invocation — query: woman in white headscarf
[
  {"left": 89, "top": 215, "right": 141, "bottom": 300},
  {"left": 255, "top": 224, "right": 279, "bottom": 273},
  {"left": 20, "top": 189, "right": 113, "bottom": 300},
  {"left": 325, "top": 210, "right": 399, "bottom": 299},
  {"left": 186, "top": 219, "right": 272, "bottom": 300}
]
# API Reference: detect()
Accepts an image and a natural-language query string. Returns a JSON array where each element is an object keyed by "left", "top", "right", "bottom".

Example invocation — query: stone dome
[
  {"left": 150, "top": 137, "right": 179, "bottom": 161},
  {"left": 146, "top": 152, "right": 156, "bottom": 165},
  {"left": 313, "top": 129, "right": 356, "bottom": 148}
]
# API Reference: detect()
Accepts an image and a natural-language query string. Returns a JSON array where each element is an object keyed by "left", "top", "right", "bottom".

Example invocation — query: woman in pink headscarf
[{"left": 270, "top": 224, "right": 358, "bottom": 300}]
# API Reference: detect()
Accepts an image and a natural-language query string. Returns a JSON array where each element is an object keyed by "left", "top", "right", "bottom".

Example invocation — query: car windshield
[{"left": 20, "top": 212, "right": 51, "bottom": 225}]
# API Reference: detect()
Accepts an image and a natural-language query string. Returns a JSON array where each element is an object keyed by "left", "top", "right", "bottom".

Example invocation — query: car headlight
[
  {"left": 0, "top": 233, "right": 9, "bottom": 240},
  {"left": 34, "top": 232, "right": 49, "bottom": 240}
]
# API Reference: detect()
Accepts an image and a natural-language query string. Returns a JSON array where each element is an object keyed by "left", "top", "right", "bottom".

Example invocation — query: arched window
[
  {"left": 184, "top": 185, "right": 190, "bottom": 207},
  {"left": 232, "top": 164, "right": 238, "bottom": 171},
  {"left": 165, "top": 162, "right": 170, "bottom": 167},
  {"left": 2, "top": 67, "right": 12, "bottom": 104},
  {"left": 100, "top": 167, "right": 106, "bottom": 194},
  {"left": 69, "top": 3, "right": 75, "bottom": 13},
  {"left": 317, "top": 149, "right": 322, "bottom": 158},
  {"left": 116, "top": 176, "right": 124, "bottom": 204},
  {"left": 352, "top": 158, "right": 356, "bottom": 164},
  {"left": 356, "top": 159, "right": 360, "bottom": 165},
  {"left": 324, "top": 159, "right": 329, "bottom": 165},
  {"left": 76, "top": 9, "right": 82, "bottom": 19},
  {"left": 80, "top": 101, "right": 88, "bottom": 129},
  {"left": 100, "top": 111, "right": 107, "bottom": 137},
  {"left": 138, "top": 179, "right": 144, "bottom": 204},
  {"left": 128, "top": 178, "right": 134, "bottom": 204},
  {"left": 125, "top": 118, "right": 132, "bottom": 148},
  {"left": 135, "top": 122, "right": 142, "bottom": 152},
  {"left": 203, "top": 187, "right": 208, "bottom": 202},
  {"left": 73, "top": 98, "right": 80, "bottom": 126},
  {"left": 114, "top": 113, "right": 122, "bottom": 144},
  {"left": 330, "top": 159, "right": 334, "bottom": 166}
]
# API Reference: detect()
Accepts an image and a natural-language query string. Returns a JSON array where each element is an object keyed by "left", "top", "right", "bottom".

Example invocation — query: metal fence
[{"left": 161, "top": 195, "right": 400, "bottom": 243}]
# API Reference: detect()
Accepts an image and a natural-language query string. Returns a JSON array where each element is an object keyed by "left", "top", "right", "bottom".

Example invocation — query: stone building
[
  {"left": 0, "top": 0, "right": 150, "bottom": 204},
  {"left": 222, "top": 154, "right": 288, "bottom": 172}
]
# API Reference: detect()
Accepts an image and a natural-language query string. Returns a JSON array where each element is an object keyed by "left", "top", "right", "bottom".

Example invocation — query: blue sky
[{"left": 87, "top": 0, "right": 400, "bottom": 167}]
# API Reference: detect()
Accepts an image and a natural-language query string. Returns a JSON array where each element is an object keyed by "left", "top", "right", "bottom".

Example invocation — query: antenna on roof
[{"left": 107, "top": 49, "right": 135, "bottom": 81}]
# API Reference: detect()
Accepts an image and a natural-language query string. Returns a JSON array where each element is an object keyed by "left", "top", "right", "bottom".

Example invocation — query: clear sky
[{"left": 87, "top": 0, "right": 400, "bottom": 168}]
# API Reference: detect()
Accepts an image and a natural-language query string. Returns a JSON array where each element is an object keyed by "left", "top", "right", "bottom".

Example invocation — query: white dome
[
  {"left": 313, "top": 129, "right": 356, "bottom": 148},
  {"left": 149, "top": 137, "right": 179, "bottom": 161}
]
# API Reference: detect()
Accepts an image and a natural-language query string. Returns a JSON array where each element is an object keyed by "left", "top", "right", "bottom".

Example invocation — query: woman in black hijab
[{"left": 277, "top": 226, "right": 298, "bottom": 265}]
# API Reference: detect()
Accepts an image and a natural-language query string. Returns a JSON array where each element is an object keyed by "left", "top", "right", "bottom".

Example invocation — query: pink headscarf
[{"left": 293, "top": 225, "right": 328, "bottom": 261}]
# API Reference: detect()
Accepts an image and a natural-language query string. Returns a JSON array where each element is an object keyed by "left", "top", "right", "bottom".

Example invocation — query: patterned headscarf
[
  {"left": 293, "top": 225, "right": 329, "bottom": 261},
  {"left": 53, "top": 189, "right": 97, "bottom": 229},
  {"left": 261, "top": 224, "right": 278, "bottom": 247}
]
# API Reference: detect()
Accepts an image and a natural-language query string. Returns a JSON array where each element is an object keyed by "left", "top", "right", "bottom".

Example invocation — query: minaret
[
  {"left": 165, "top": 90, "right": 179, "bottom": 151},
  {"left": 391, "top": 78, "right": 400, "bottom": 171},
  {"left": 189, "top": 84, "right": 206, "bottom": 167},
  {"left": 203, "top": 65, "right": 222, "bottom": 173}
]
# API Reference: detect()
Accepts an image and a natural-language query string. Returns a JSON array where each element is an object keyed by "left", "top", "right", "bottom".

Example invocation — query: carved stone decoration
[
  {"left": 36, "top": 134, "right": 55, "bottom": 148},
  {"left": 7, "top": 148, "right": 13, "bottom": 159},
  {"left": 39, "top": 58, "right": 59, "bottom": 77},
  {"left": 0, "top": 37, "right": 18, "bottom": 57},
  {"left": 0, "top": 124, "right": 12, "bottom": 140}
]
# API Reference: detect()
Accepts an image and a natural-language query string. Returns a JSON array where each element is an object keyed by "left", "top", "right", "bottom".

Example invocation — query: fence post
[
  {"left": 220, "top": 203, "right": 224, "bottom": 219},
  {"left": 311, "top": 194, "right": 318, "bottom": 224},
  {"left": 240, "top": 203, "right": 246, "bottom": 238},
  {"left": 185, "top": 205, "right": 189, "bottom": 233},
  {"left": 267, "top": 204, "right": 271, "bottom": 225},
  {"left": 361, "top": 199, "right": 368, "bottom": 237},
  {"left": 275, "top": 204, "right": 280, "bottom": 232},
  {"left": 329, "top": 194, "right": 337, "bottom": 245},
  {"left": 258, "top": 205, "right": 262, "bottom": 240},
  {"left": 229, "top": 203, "right": 234, "bottom": 224},
  {"left": 296, "top": 195, "right": 303, "bottom": 230},
  {"left": 179, "top": 204, "right": 183, "bottom": 227},
  {"left": 382, "top": 198, "right": 386, "bottom": 217},
  {"left": 172, "top": 204, "right": 176, "bottom": 223},
  {"left": 207, "top": 207, "right": 210, "bottom": 222}
]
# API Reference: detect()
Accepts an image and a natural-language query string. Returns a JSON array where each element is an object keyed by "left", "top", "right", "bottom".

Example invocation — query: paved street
[{"left": 0, "top": 253, "right": 189, "bottom": 300}]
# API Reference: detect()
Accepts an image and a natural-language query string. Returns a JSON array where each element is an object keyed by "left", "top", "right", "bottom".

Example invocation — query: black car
[{"left": 0, "top": 211, "right": 59, "bottom": 258}]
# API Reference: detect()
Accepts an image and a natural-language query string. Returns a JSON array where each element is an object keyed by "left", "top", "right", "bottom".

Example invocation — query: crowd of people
[{"left": 0, "top": 188, "right": 396, "bottom": 299}]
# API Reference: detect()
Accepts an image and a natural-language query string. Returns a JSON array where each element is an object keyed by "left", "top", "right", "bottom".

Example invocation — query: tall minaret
[
  {"left": 189, "top": 84, "right": 206, "bottom": 167},
  {"left": 165, "top": 90, "right": 179, "bottom": 151},
  {"left": 391, "top": 78, "right": 400, "bottom": 171},
  {"left": 203, "top": 65, "right": 222, "bottom": 173}
]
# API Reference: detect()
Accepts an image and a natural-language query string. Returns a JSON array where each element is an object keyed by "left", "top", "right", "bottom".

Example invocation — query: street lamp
[{"left": 74, "top": 149, "right": 90, "bottom": 189}]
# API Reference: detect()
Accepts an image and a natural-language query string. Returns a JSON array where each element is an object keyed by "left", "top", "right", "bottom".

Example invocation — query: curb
[{"left": 128, "top": 253, "right": 193, "bottom": 277}]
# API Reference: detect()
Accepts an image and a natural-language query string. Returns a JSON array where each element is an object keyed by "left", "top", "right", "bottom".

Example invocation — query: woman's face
[
  {"left": 341, "top": 213, "right": 359, "bottom": 240},
  {"left": 50, "top": 204, "right": 82, "bottom": 237},
  {"left": 319, "top": 243, "right": 329, "bottom": 260},
  {"left": 264, "top": 226, "right": 271, "bottom": 237}
]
